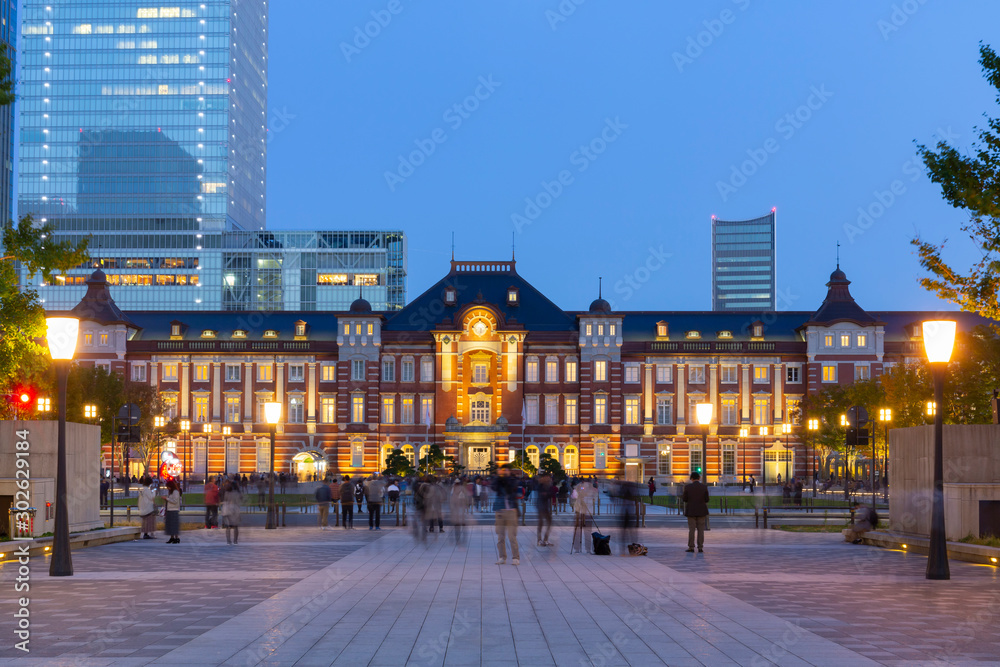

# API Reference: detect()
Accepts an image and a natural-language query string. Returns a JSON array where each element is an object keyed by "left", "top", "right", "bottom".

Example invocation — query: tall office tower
[
  {"left": 18, "top": 1, "right": 268, "bottom": 308},
  {"left": 0, "top": 0, "right": 15, "bottom": 227},
  {"left": 711, "top": 209, "right": 776, "bottom": 312}
]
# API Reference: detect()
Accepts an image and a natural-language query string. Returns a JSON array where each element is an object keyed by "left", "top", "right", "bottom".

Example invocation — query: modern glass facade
[
  {"left": 18, "top": 0, "right": 268, "bottom": 306},
  {"left": 0, "top": 0, "right": 14, "bottom": 227},
  {"left": 711, "top": 210, "right": 776, "bottom": 311}
]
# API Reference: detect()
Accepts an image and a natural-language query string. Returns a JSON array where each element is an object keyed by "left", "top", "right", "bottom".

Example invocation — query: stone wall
[
  {"left": 0, "top": 420, "right": 102, "bottom": 534},
  {"left": 889, "top": 424, "right": 1000, "bottom": 540}
]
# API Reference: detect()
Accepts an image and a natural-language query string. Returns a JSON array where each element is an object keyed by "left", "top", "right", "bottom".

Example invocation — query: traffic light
[{"left": 116, "top": 420, "right": 141, "bottom": 443}]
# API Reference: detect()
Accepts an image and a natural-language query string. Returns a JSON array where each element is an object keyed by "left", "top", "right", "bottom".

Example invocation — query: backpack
[
  {"left": 592, "top": 531, "right": 611, "bottom": 555},
  {"left": 869, "top": 508, "right": 880, "bottom": 528},
  {"left": 627, "top": 543, "right": 648, "bottom": 556}
]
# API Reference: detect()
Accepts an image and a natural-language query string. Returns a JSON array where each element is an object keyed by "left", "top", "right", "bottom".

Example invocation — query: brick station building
[{"left": 69, "top": 258, "right": 983, "bottom": 483}]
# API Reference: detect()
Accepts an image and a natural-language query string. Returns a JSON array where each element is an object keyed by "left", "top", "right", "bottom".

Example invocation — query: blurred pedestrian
[
  {"left": 571, "top": 479, "right": 595, "bottom": 554},
  {"left": 315, "top": 479, "right": 332, "bottom": 530},
  {"left": 449, "top": 479, "right": 470, "bottom": 544},
  {"left": 355, "top": 480, "right": 365, "bottom": 515},
  {"left": 138, "top": 476, "right": 156, "bottom": 539},
  {"left": 365, "top": 474, "right": 385, "bottom": 530},
  {"left": 204, "top": 477, "right": 220, "bottom": 529},
  {"left": 340, "top": 476, "right": 355, "bottom": 529},
  {"left": 493, "top": 467, "right": 519, "bottom": 565},
  {"left": 793, "top": 478, "right": 803, "bottom": 507},
  {"left": 221, "top": 480, "right": 242, "bottom": 545},
  {"left": 648, "top": 476, "right": 656, "bottom": 503},
  {"left": 163, "top": 479, "right": 182, "bottom": 544},
  {"left": 683, "top": 472, "right": 709, "bottom": 553},
  {"left": 386, "top": 479, "right": 400, "bottom": 514},
  {"left": 536, "top": 472, "right": 553, "bottom": 546}
]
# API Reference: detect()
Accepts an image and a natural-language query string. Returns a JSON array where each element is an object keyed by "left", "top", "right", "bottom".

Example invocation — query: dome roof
[
  {"left": 349, "top": 297, "right": 372, "bottom": 313},
  {"left": 829, "top": 267, "right": 847, "bottom": 282},
  {"left": 588, "top": 297, "right": 612, "bottom": 314}
]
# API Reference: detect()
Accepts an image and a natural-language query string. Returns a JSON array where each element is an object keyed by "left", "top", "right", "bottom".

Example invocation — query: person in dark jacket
[
  {"left": 315, "top": 480, "right": 333, "bottom": 530},
  {"left": 682, "top": 472, "right": 709, "bottom": 553},
  {"left": 340, "top": 476, "right": 355, "bottom": 529}
]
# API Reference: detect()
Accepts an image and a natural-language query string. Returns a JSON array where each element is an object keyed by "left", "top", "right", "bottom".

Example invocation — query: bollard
[
  {"left": 126, "top": 505, "right": 132, "bottom": 520},
  {"left": 402, "top": 501, "right": 407, "bottom": 527},
  {"left": 849, "top": 507, "right": 855, "bottom": 526},
  {"left": 335, "top": 500, "right": 340, "bottom": 526},
  {"left": 396, "top": 500, "right": 400, "bottom": 527},
  {"left": 754, "top": 508, "right": 759, "bottom": 528},
  {"left": 762, "top": 507, "right": 768, "bottom": 529},
  {"left": 281, "top": 502, "right": 287, "bottom": 527}
]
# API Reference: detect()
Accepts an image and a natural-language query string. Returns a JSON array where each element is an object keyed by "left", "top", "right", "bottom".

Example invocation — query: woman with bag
[
  {"left": 221, "top": 480, "right": 243, "bottom": 545},
  {"left": 163, "top": 480, "right": 182, "bottom": 544},
  {"left": 138, "top": 477, "right": 157, "bottom": 539}
]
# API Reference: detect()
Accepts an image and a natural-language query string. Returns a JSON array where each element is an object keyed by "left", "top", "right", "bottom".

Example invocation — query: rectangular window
[
  {"left": 131, "top": 364, "right": 146, "bottom": 382},
  {"left": 545, "top": 396, "right": 559, "bottom": 424},
  {"left": 382, "top": 359, "right": 395, "bottom": 382},
  {"left": 193, "top": 396, "right": 209, "bottom": 423},
  {"left": 753, "top": 365, "right": 769, "bottom": 383},
  {"left": 258, "top": 364, "right": 273, "bottom": 382},
  {"left": 525, "top": 396, "right": 539, "bottom": 425},
  {"left": 855, "top": 365, "right": 870, "bottom": 381},
  {"left": 470, "top": 398, "right": 490, "bottom": 423},
  {"left": 545, "top": 359, "right": 559, "bottom": 383},
  {"left": 657, "top": 446, "right": 671, "bottom": 475},
  {"left": 473, "top": 363, "right": 488, "bottom": 384},
  {"left": 787, "top": 399, "right": 801, "bottom": 424},
  {"left": 564, "top": 398, "right": 578, "bottom": 425},
  {"left": 624, "top": 363, "right": 640, "bottom": 383},
  {"left": 401, "top": 359, "right": 415, "bottom": 382},
  {"left": 564, "top": 359, "right": 578, "bottom": 382},
  {"left": 84, "top": 333, "right": 93, "bottom": 346},
  {"left": 162, "top": 395, "right": 177, "bottom": 419},
  {"left": 753, "top": 398, "right": 770, "bottom": 425},
  {"left": 421, "top": 357, "right": 434, "bottom": 382},
  {"left": 526, "top": 358, "right": 539, "bottom": 382},
  {"left": 225, "top": 396, "right": 240, "bottom": 423},
  {"left": 351, "top": 395, "right": 365, "bottom": 423},
  {"left": 585, "top": 324, "right": 593, "bottom": 336},
  {"left": 656, "top": 364, "right": 673, "bottom": 384},
  {"left": 194, "top": 363, "right": 209, "bottom": 382},
  {"left": 594, "top": 396, "right": 607, "bottom": 424},
  {"left": 288, "top": 397, "right": 304, "bottom": 424},
  {"left": 721, "top": 398, "right": 737, "bottom": 426},
  {"left": 289, "top": 364, "right": 305, "bottom": 382},
  {"left": 656, "top": 398, "right": 673, "bottom": 425},
  {"left": 594, "top": 360, "right": 607, "bottom": 382},
  {"left": 822, "top": 364, "right": 837, "bottom": 382},
  {"left": 100, "top": 333, "right": 109, "bottom": 346},
  {"left": 321, "top": 364, "right": 336, "bottom": 382},
  {"left": 722, "top": 444, "right": 736, "bottom": 476},
  {"left": 367, "top": 323, "right": 374, "bottom": 336},
  {"left": 352, "top": 360, "right": 366, "bottom": 381},
  {"left": 321, "top": 397, "right": 336, "bottom": 424},
  {"left": 840, "top": 333, "right": 851, "bottom": 347},
  {"left": 351, "top": 441, "right": 364, "bottom": 468},
  {"left": 594, "top": 441, "right": 606, "bottom": 469},
  {"left": 598, "top": 324, "right": 604, "bottom": 336},
  {"left": 690, "top": 444, "right": 703, "bottom": 475},
  {"left": 420, "top": 397, "right": 433, "bottom": 424},
  {"left": 824, "top": 334, "right": 834, "bottom": 347},
  {"left": 401, "top": 397, "right": 414, "bottom": 424},
  {"left": 226, "top": 364, "right": 241, "bottom": 382},
  {"left": 382, "top": 396, "right": 395, "bottom": 424},
  {"left": 625, "top": 397, "right": 640, "bottom": 425},
  {"left": 786, "top": 366, "right": 801, "bottom": 383},
  {"left": 721, "top": 365, "right": 737, "bottom": 384},
  {"left": 257, "top": 440, "right": 270, "bottom": 472},
  {"left": 857, "top": 333, "right": 868, "bottom": 348},
  {"left": 609, "top": 324, "right": 616, "bottom": 336},
  {"left": 689, "top": 365, "right": 705, "bottom": 384}
]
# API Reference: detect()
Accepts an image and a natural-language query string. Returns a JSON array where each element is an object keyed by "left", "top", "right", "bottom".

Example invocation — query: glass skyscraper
[
  {"left": 0, "top": 0, "right": 15, "bottom": 226},
  {"left": 711, "top": 209, "right": 776, "bottom": 311},
  {"left": 18, "top": 0, "right": 268, "bottom": 307}
]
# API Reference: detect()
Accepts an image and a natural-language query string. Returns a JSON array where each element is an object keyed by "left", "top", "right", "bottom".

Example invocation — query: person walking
[
  {"left": 386, "top": 479, "right": 400, "bottom": 514},
  {"left": 315, "top": 479, "right": 333, "bottom": 530},
  {"left": 204, "top": 477, "right": 220, "bottom": 529},
  {"left": 329, "top": 475, "right": 342, "bottom": 526},
  {"left": 749, "top": 474, "right": 757, "bottom": 494},
  {"left": 493, "top": 467, "right": 520, "bottom": 565},
  {"left": 138, "top": 476, "right": 157, "bottom": 539},
  {"left": 449, "top": 479, "right": 470, "bottom": 544},
  {"left": 365, "top": 474, "right": 385, "bottom": 530},
  {"left": 100, "top": 477, "right": 110, "bottom": 509},
  {"left": 340, "top": 476, "right": 355, "bottom": 529},
  {"left": 571, "top": 479, "right": 595, "bottom": 554},
  {"left": 355, "top": 480, "right": 365, "bottom": 515},
  {"left": 221, "top": 480, "right": 242, "bottom": 545},
  {"left": 536, "top": 472, "right": 554, "bottom": 546},
  {"left": 648, "top": 477, "right": 656, "bottom": 503},
  {"left": 682, "top": 472, "right": 710, "bottom": 553},
  {"left": 424, "top": 477, "right": 444, "bottom": 533},
  {"left": 793, "top": 478, "right": 803, "bottom": 507},
  {"left": 163, "top": 480, "right": 182, "bottom": 544}
]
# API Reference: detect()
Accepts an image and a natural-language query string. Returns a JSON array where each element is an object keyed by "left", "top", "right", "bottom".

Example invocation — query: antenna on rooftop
[
  {"left": 512, "top": 230, "right": 515, "bottom": 261},
  {"left": 836, "top": 241, "right": 841, "bottom": 269},
  {"left": 451, "top": 232, "right": 455, "bottom": 261},
  {"left": 599, "top": 276, "right": 603, "bottom": 299}
]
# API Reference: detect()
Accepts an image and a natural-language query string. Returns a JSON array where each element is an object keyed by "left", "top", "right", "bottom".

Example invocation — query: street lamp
[
  {"left": 45, "top": 315, "right": 79, "bottom": 577},
  {"left": 695, "top": 402, "right": 712, "bottom": 482},
  {"left": 179, "top": 419, "right": 191, "bottom": 491},
  {"left": 202, "top": 423, "right": 212, "bottom": 483},
  {"left": 84, "top": 404, "right": 97, "bottom": 419},
  {"left": 739, "top": 427, "right": 749, "bottom": 491},
  {"left": 878, "top": 408, "right": 892, "bottom": 505},
  {"left": 758, "top": 426, "right": 768, "bottom": 499},
  {"left": 926, "top": 401, "right": 936, "bottom": 418},
  {"left": 264, "top": 402, "right": 281, "bottom": 529},
  {"left": 153, "top": 415, "right": 165, "bottom": 476},
  {"left": 922, "top": 319, "right": 956, "bottom": 581},
  {"left": 780, "top": 423, "right": 792, "bottom": 483},
  {"left": 807, "top": 418, "right": 819, "bottom": 497}
]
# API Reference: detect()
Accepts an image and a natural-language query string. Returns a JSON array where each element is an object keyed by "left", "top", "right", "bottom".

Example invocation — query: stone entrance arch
[{"left": 292, "top": 451, "right": 327, "bottom": 482}]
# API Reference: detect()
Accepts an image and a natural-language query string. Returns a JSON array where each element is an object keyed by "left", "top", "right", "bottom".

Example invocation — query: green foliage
[
  {"left": 510, "top": 450, "right": 537, "bottom": 476},
  {"left": 539, "top": 452, "right": 566, "bottom": 482},
  {"left": 0, "top": 47, "right": 13, "bottom": 108},
  {"left": 912, "top": 44, "right": 1000, "bottom": 318},
  {"left": 383, "top": 448, "right": 414, "bottom": 477},
  {"left": 418, "top": 443, "right": 446, "bottom": 472}
]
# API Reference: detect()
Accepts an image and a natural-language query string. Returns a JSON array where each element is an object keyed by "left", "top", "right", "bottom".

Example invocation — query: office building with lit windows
[
  {"left": 711, "top": 209, "right": 777, "bottom": 311},
  {"left": 0, "top": 0, "right": 14, "bottom": 227}
]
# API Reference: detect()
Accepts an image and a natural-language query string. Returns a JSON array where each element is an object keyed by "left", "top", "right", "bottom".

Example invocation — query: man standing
[
  {"left": 682, "top": 472, "right": 710, "bottom": 553},
  {"left": 365, "top": 474, "right": 385, "bottom": 530},
  {"left": 493, "top": 466, "right": 520, "bottom": 565},
  {"left": 340, "top": 476, "right": 355, "bottom": 529},
  {"left": 204, "top": 477, "right": 220, "bottom": 529},
  {"left": 315, "top": 479, "right": 332, "bottom": 530},
  {"left": 329, "top": 476, "right": 341, "bottom": 526},
  {"left": 536, "top": 472, "right": 553, "bottom": 546}
]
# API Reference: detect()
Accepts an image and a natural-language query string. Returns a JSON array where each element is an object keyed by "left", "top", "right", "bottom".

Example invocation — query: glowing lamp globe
[
  {"left": 922, "top": 320, "right": 957, "bottom": 363},
  {"left": 264, "top": 401, "right": 282, "bottom": 425},
  {"left": 695, "top": 402, "right": 713, "bottom": 426},
  {"left": 45, "top": 317, "right": 80, "bottom": 360}
]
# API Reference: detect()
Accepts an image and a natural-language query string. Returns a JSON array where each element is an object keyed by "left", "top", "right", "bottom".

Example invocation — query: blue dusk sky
[{"left": 267, "top": 1, "right": 1000, "bottom": 314}]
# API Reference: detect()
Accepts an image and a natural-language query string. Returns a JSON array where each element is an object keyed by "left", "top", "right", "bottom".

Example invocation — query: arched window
[
  {"left": 351, "top": 439, "right": 364, "bottom": 468},
  {"left": 382, "top": 445, "right": 394, "bottom": 469},
  {"left": 563, "top": 446, "right": 578, "bottom": 472},
  {"left": 402, "top": 445, "right": 415, "bottom": 467},
  {"left": 527, "top": 445, "right": 540, "bottom": 469},
  {"left": 418, "top": 445, "right": 430, "bottom": 466},
  {"left": 544, "top": 445, "right": 559, "bottom": 464},
  {"left": 657, "top": 444, "right": 671, "bottom": 475}
]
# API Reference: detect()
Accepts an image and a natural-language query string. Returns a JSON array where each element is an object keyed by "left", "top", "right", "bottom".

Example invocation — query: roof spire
[
  {"left": 598, "top": 276, "right": 602, "bottom": 299},
  {"left": 451, "top": 231, "right": 455, "bottom": 261},
  {"left": 836, "top": 241, "right": 840, "bottom": 269},
  {"left": 512, "top": 230, "right": 515, "bottom": 261}
]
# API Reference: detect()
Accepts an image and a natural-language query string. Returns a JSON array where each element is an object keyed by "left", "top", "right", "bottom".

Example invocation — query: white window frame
[
  {"left": 258, "top": 364, "right": 273, "bottom": 382},
  {"left": 288, "top": 364, "right": 305, "bottom": 382},
  {"left": 689, "top": 365, "right": 705, "bottom": 384},
  {"left": 624, "top": 362, "right": 640, "bottom": 383},
  {"left": 721, "top": 397, "right": 737, "bottom": 426},
  {"left": 382, "top": 359, "right": 395, "bottom": 382},
  {"left": 401, "top": 396, "right": 414, "bottom": 424},
  {"left": 288, "top": 396, "right": 304, "bottom": 424},
  {"left": 822, "top": 364, "right": 837, "bottom": 383},
  {"left": 786, "top": 365, "right": 801, "bottom": 383},
  {"left": 564, "top": 397, "right": 578, "bottom": 425},
  {"left": 656, "top": 397, "right": 673, "bottom": 425},
  {"left": 753, "top": 398, "right": 770, "bottom": 425},
  {"left": 855, "top": 364, "right": 870, "bottom": 381},
  {"left": 753, "top": 365, "right": 769, "bottom": 384},
  {"left": 656, "top": 364, "right": 673, "bottom": 384},
  {"left": 525, "top": 396, "right": 539, "bottom": 425},
  {"left": 320, "top": 396, "right": 336, "bottom": 424},
  {"left": 351, "top": 394, "right": 365, "bottom": 423},
  {"left": 382, "top": 396, "right": 395, "bottom": 424},
  {"left": 525, "top": 357, "right": 539, "bottom": 383},
  {"left": 657, "top": 445, "right": 671, "bottom": 475},
  {"left": 594, "top": 360, "right": 607, "bottom": 382},
  {"left": 594, "top": 395, "right": 608, "bottom": 424},
  {"left": 564, "top": 359, "right": 578, "bottom": 383},
  {"left": 401, "top": 358, "right": 415, "bottom": 382},
  {"left": 421, "top": 357, "right": 434, "bottom": 382},
  {"left": 131, "top": 364, "right": 146, "bottom": 382},
  {"left": 545, "top": 358, "right": 559, "bottom": 383},
  {"left": 321, "top": 363, "right": 336, "bottom": 382},
  {"left": 544, "top": 395, "right": 558, "bottom": 425},
  {"left": 721, "top": 364, "right": 737, "bottom": 384},
  {"left": 225, "top": 396, "right": 240, "bottom": 424},
  {"left": 194, "top": 363, "right": 210, "bottom": 382},
  {"left": 226, "top": 364, "right": 241, "bottom": 382},
  {"left": 352, "top": 359, "right": 366, "bottom": 381},
  {"left": 624, "top": 396, "right": 640, "bottom": 425}
]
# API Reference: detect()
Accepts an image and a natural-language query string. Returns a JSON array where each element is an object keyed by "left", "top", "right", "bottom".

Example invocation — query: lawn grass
[
  {"left": 958, "top": 534, "right": 1000, "bottom": 548},
  {"left": 774, "top": 524, "right": 850, "bottom": 533},
  {"left": 109, "top": 493, "right": 315, "bottom": 508},
  {"left": 643, "top": 495, "right": 866, "bottom": 510}
]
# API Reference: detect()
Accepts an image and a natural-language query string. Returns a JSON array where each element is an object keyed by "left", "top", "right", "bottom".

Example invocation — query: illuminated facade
[
  {"left": 0, "top": 0, "right": 13, "bottom": 227},
  {"left": 71, "top": 259, "right": 987, "bottom": 483},
  {"left": 712, "top": 209, "right": 777, "bottom": 311}
]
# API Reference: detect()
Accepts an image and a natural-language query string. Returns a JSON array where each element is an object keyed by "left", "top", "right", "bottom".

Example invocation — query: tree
[
  {"left": 417, "top": 444, "right": 446, "bottom": 473},
  {"left": 539, "top": 452, "right": 566, "bottom": 482},
  {"left": 510, "top": 451, "right": 537, "bottom": 476},
  {"left": 383, "top": 448, "right": 414, "bottom": 477},
  {"left": 0, "top": 47, "right": 14, "bottom": 107},
  {"left": 0, "top": 213, "right": 89, "bottom": 395},
  {"left": 912, "top": 44, "right": 1000, "bottom": 318}
]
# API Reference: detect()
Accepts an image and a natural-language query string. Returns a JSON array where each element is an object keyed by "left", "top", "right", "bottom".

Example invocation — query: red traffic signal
[{"left": 19, "top": 393, "right": 30, "bottom": 404}]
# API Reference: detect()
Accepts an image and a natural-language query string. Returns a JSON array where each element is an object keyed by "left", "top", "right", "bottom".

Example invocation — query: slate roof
[
  {"left": 125, "top": 311, "right": 342, "bottom": 341},
  {"left": 802, "top": 267, "right": 881, "bottom": 326},
  {"left": 70, "top": 269, "right": 139, "bottom": 328}
]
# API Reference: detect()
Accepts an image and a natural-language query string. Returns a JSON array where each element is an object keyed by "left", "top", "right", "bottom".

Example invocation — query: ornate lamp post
[
  {"left": 807, "top": 418, "right": 819, "bottom": 497},
  {"left": 922, "top": 320, "right": 956, "bottom": 581},
  {"left": 779, "top": 423, "right": 792, "bottom": 483},
  {"left": 739, "top": 427, "right": 749, "bottom": 491},
  {"left": 45, "top": 316, "right": 79, "bottom": 577},
  {"left": 202, "top": 423, "right": 212, "bottom": 483},
  {"left": 758, "top": 426, "right": 769, "bottom": 499},
  {"left": 153, "top": 415, "right": 165, "bottom": 477},
  {"left": 695, "top": 403, "right": 713, "bottom": 481},
  {"left": 264, "top": 402, "right": 282, "bottom": 529},
  {"left": 179, "top": 420, "right": 191, "bottom": 491}
]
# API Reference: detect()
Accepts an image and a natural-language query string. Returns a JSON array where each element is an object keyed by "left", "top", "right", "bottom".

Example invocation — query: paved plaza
[{"left": 1, "top": 521, "right": 999, "bottom": 666}]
